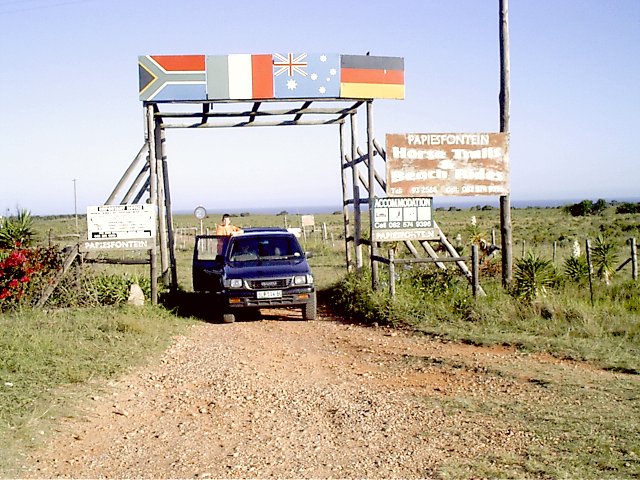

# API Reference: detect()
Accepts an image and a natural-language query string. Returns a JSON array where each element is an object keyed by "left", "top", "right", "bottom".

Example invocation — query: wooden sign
[{"left": 386, "top": 133, "right": 509, "bottom": 197}]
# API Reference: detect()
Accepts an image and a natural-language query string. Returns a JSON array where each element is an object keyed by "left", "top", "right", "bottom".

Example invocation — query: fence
[
  {"left": 519, "top": 236, "right": 637, "bottom": 281},
  {"left": 372, "top": 245, "right": 481, "bottom": 298}
]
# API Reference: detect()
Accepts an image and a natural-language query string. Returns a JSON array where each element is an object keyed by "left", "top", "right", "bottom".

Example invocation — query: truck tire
[
  {"left": 222, "top": 313, "right": 236, "bottom": 323},
  {"left": 302, "top": 292, "right": 317, "bottom": 321}
]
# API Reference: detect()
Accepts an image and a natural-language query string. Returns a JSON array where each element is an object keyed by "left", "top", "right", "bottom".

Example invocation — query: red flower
[
  {"left": 8, "top": 279, "right": 19, "bottom": 289},
  {"left": 20, "top": 276, "right": 30, "bottom": 283}
]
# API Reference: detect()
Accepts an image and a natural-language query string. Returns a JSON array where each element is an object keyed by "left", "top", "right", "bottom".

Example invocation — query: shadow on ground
[{"left": 160, "top": 289, "right": 328, "bottom": 324}]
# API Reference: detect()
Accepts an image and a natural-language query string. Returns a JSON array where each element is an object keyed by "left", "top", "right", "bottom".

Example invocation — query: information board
[
  {"left": 371, "top": 197, "right": 440, "bottom": 242},
  {"left": 386, "top": 133, "right": 509, "bottom": 197},
  {"left": 87, "top": 205, "right": 156, "bottom": 240}
]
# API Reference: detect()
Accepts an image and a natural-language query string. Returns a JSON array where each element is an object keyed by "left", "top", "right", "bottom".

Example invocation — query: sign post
[{"left": 194, "top": 206, "right": 207, "bottom": 235}]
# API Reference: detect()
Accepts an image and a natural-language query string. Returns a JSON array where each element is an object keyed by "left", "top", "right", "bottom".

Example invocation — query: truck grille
[{"left": 248, "top": 278, "right": 290, "bottom": 289}]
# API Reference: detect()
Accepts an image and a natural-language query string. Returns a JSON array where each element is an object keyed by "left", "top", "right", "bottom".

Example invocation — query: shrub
[
  {"left": 404, "top": 267, "right": 461, "bottom": 296},
  {"left": 615, "top": 202, "right": 640, "bottom": 214},
  {"left": 564, "top": 255, "right": 589, "bottom": 284},
  {"left": 87, "top": 274, "right": 151, "bottom": 306},
  {"left": 512, "top": 253, "right": 556, "bottom": 303},
  {"left": 327, "top": 273, "right": 392, "bottom": 325},
  {"left": 0, "top": 245, "right": 62, "bottom": 311},
  {"left": 0, "top": 209, "right": 35, "bottom": 248},
  {"left": 564, "top": 199, "right": 608, "bottom": 217},
  {"left": 590, "top": 235, "right": 618, "bottom": 285}
]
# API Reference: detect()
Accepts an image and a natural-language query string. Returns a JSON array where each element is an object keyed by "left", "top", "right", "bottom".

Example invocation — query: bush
[
  {"left": 590, "top": 235, "right": 618, "bottom": 285},
  {"left": 327, "top": 273, "right": 392, "bottom": 326},
  {"left": 564, "top": 199, "right": 608, "bottom": 217},
  {"left": 615, "top": 202, "right": 640, "bottom": 214},
  {"left": 512, "top": 253, "right": 556, "bottom": 303},
  {"left": 0, "top": 245, "right": 62, "bottom": 311},
  {"left": 86, "top": 274, "right": 151, "bottom": 306},
  {"left": 564, "top": 255, "right": 589, "bottom": 284},
  {"left": 0, "top": 209, "right": 34, "bottom": 248}
]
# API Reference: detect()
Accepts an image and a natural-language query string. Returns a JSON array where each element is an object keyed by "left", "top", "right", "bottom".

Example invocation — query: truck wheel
[
  {"left": 222, "top": 313, "right": 236, "bottom": 324},
  {"left": 302, "top": 292, "right": 317, "bottom": 321}
]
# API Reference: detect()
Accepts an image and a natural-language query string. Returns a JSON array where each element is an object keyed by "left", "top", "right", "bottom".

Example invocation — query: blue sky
[{"left": 1, "top": 0, "right": 638, "bottom": 216}]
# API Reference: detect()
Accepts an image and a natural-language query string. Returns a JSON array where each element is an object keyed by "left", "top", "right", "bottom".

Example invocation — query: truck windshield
[{"left": 229, "top": 236, "right": 303, "bottom": 261}]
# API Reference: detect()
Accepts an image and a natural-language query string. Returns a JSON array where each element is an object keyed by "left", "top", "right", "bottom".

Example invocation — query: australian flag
[{"left": 273, "top": 52, "right": 340, "bottom": 99}]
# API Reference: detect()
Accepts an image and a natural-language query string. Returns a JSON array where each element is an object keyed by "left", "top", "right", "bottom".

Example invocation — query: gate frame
[
  {"left": 107, "top": 98, "right": 389, "bottom": 300},
  {"left": 105, "top": 97, "right": 487, "bottom": 302}
]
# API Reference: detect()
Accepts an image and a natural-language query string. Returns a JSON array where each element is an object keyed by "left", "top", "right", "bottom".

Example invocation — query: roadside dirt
[{"left": 20, "top": 306, "right": 614, "bottom": 479}]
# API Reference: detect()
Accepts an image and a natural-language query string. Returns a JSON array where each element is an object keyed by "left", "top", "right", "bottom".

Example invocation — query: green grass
[
  {"left": 434, "top": 372, "right": 640, "bottom": 479},
  {"left": 0, "top": 306, "right": 194, "bottom": 475}
]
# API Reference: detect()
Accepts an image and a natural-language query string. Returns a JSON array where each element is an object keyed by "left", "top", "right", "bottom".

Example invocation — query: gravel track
[{"left": 23, "top": 309, "right": 575, "bottom": 479}]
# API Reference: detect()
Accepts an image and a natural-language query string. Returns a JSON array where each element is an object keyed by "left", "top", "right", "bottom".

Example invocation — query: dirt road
[{"left": 23, "top": 308, "right": 580, "bottom": 478}]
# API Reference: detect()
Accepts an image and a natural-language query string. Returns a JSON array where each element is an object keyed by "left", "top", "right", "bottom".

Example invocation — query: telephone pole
[{"left": 72, "top": 178, "right": 78, "bottom": 233}]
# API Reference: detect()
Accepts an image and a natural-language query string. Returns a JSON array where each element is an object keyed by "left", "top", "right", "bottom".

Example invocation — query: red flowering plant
[{"left": 0, "top": 243, "right": 63, "bottom": 311}]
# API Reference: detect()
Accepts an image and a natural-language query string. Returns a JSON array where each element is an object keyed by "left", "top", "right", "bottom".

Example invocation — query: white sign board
[
  {"left": 87, "top": 205, "right": 156, "bottom": 240},
  {"left": 371, "top": 197, "right": 440, "bottom": 242}
]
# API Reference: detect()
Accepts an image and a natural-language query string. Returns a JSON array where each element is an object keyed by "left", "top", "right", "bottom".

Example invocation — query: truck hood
[{"left": 224, "top": 259, "right": 311, "bottom": 279}]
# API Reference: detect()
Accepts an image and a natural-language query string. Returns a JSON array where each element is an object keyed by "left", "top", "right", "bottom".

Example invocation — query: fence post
[
  {"left": 585, "top": 239, "right": 594, "bottom": 307},
  {"left": 631, "top": 237, "right": 637, "bottom": 281},
  {"left": 322, "top": 222, "right": 328, "bottom": 241},
  {"left": 471, "top": 244, "right": 479, "bottom": 297},
  {"left": 389, "top": 249, "right": 396, "bottom": 298},
  {"left": 553, "top": 241, "right": 557, "bottom": 264},
  {"left": 522, "top": 240, "right": 526, "bottom": 257}
]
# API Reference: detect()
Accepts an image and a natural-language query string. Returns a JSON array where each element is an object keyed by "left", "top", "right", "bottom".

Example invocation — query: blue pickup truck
[{"left": 192, "top": 228, "right": 316, "bottom": 323}]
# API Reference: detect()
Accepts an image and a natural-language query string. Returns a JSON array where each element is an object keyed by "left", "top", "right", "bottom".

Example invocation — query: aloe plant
[
  {"left": 590, "top": 235, "right": 618, "bottom": 286},
  {"left": 513, "top": 252, "right": 555, "bottom": 302},
  {"left": 0, "top": 209, "right": 34, "bottom": 248}
]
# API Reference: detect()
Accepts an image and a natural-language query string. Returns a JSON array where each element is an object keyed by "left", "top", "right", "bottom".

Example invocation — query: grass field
[{"left": 1, "top": 203, "right": 638, "bottom": 477}]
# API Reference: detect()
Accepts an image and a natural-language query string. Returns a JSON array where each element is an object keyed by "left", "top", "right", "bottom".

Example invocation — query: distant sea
[{"left": 175, "top": 196, "right": 640, "bottom": 216}]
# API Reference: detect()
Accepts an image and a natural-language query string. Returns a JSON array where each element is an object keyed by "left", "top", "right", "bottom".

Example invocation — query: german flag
[{"left": 340, "top": 55, "right": 404, "bottom": 100}]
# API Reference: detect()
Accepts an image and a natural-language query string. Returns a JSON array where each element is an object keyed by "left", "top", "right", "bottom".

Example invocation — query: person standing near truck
[{"left": 216, "top": 214, "right": 243, "bottom": 254}]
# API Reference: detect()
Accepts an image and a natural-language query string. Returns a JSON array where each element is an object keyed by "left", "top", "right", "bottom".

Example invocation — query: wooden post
[
  {"left": 471, "top": 244, "right": 479, "bottom": 297},
  {"left": 389, "top": 248, "right": 396, "bottom": 298},
  {"left": 631, "top": 237, "right": 637, "bottom": 281},
  {"left": 105, "top": 143, "right": 148, "bottom": 205},
  {"left": 585, "top": 239, "right": 594, "bottom": 307},
  {"left": 350, "top": 112, "right": 363, "bottom": 271},
  {"left": 159, "top": 124, "right": 178, "bottom": 291},
  {"left": 145, "top": 104, "right": 158, "bottom": 305},
  {"left": 339, "top": 122, "right": 353, "bottom": 271},
  {"left": 122, "top": 163, "right": 150, "bottom": 204},
  {"left": 553, "top": 241, "right": 557, "bottom": 264},
  {"left": 155, "top": 116, "right": 169, "bottom": 286},
  {"left": 499, "top": 0, "right": 513, "bottom": 288},
  {"left": 367, "top": 101, "right": 379, "bottom": 290},
  {"left": 522, "top": 239, "right": 526, "bottom": 257}
]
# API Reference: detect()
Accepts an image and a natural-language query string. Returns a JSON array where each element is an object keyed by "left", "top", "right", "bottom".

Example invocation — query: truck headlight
[
  {"left": 224, "top": 278, "right": 243, "bottom": 288},
  {"left": 294, "top": 274, "right": 313, "bottom": 285}
]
